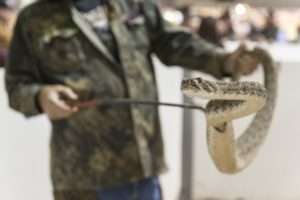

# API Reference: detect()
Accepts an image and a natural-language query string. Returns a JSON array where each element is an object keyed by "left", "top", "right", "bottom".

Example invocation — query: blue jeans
[{"left": 96, "top": 177, "right": 162, "bottom": 200}]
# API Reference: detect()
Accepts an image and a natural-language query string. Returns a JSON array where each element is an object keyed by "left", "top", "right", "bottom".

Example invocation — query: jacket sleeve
[
  {"left": 143, "top": 1, "right": 228, "bottom": 79},
  {"left": 5, "top": 14, "right": 44, "bottom": 117}
]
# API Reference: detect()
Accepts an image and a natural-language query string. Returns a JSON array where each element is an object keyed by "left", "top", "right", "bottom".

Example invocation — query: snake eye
[
  {"left": 196, "top": 77, "right": 203, "bottom": 83},
  {"left": 191, "top": 80, "right": 201, "bottom": 90}
]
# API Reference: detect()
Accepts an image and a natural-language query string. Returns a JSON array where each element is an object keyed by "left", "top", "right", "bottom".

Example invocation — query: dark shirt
[
  {"left": 74, "top": 0, "right": 119, "bottom": 61},
  {"left": 73, "top": 0, "right": 104, "bottom": 12}
]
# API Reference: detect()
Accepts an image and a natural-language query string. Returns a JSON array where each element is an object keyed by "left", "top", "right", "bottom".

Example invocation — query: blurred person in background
[
  {"left": 0, "top": 0, "right": 17, "bottom": 67},
  {"left": 5, "top": 0, "right": 260, "bottom": 199},
  {"left": 198, "top": 17, "right": 223, "bottom": 47},
  {"left": 218, "top": 9, "right": 235, "bottom": 40},
  {"left": 297, "top": 25, "right": 300, "bottom": 42},
  {"left": 179, "top": 6, "right": 201, "bottom": 32},
  {"left": 261, "top": 9, "right": 279, "bottom": 42},
  {"left": 248, "top": 22, "right": 265, "bottom": 41}
]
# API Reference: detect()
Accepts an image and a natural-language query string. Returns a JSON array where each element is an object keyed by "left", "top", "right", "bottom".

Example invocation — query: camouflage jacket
[{"left": 5, "top": 0, "right": 227, "bottom": 190}]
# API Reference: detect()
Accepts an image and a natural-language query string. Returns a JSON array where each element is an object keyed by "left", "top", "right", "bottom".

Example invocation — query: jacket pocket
[{"left": 39, "top": 28, "right": 86, "bottom": 74}]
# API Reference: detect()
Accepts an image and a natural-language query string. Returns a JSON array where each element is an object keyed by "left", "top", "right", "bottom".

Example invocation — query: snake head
[{"left": 181, "top": 77, "right": 218, "bottom": 98}]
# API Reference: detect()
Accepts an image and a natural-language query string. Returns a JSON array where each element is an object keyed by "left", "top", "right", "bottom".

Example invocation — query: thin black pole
[{"left": 99, "top": 99, "right": 205, "bottom": 111}]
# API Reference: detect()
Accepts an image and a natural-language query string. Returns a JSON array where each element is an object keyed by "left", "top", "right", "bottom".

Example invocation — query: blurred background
[{"left": 1, "top": 0, "right": 300, "bottom": 200}]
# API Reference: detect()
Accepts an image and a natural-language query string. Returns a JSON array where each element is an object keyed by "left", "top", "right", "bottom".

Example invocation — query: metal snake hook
[{"left": 64, "top": 98, "right": 206, "bottom": 112}]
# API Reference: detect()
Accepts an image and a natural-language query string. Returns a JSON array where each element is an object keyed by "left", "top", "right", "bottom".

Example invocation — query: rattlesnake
[{"left": 181, "top": 48, "right": 278, "bottom": 174}]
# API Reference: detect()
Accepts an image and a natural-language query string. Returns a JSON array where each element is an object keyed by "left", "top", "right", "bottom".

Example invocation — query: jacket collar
[{"left": 67, "top": 0, "right": 118, "bottom": 65}]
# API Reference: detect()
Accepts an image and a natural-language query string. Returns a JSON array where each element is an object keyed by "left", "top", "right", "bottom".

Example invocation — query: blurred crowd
[
  {"left": 2, "top": 1, "right": 300, "bottom": 67},
  {"left": 162, "top": 3, "right": 300, "bottom": 47},
  {"left": 0, "top": 0, "right": 18, "bottom": 66}
]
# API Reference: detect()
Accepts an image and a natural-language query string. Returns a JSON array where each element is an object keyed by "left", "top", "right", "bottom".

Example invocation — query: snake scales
[{"left": 181, "top": 48, "right": 278, "bottom": 174}]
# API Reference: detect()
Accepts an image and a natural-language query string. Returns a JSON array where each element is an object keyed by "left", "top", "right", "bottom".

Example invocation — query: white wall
[{"left": 0, "top": 70, "right": 53, "bottom": 200}]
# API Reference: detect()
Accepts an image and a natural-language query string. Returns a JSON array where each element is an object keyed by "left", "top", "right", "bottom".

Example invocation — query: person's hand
[
  {"left": 38, "top": 85, "right": 79, "bottom": 120},
  {"left": 224, "top": 45, "right": 260, "bottom": 79}
]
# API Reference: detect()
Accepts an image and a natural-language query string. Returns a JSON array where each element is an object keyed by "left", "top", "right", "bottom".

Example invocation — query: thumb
[
  {"left": 224, "top": 45, "right": 246, "bottom": 79},
  {"left": 56, "top": 86, "right": 78, "bottom": 100},
  {"left": 232, "top": 44, "right": 246, "bottom": 57},
  {"left": 48, "top": 90, "right": 73, "bottom": 111}
]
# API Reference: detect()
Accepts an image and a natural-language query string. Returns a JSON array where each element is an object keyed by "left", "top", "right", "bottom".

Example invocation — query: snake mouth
[{"left": 214, "top": 123, "right": 228, "bottom": 133}]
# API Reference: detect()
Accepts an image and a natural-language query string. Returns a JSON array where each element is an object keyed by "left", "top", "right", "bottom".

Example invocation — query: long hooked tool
[{"left": 64, "top": 98, "right": 206, "bottom": 112}]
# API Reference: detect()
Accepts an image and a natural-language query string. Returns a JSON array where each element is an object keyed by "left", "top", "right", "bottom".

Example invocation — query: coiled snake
[{"left": 181, "top": 48, "right": 278, "bottom": 174}]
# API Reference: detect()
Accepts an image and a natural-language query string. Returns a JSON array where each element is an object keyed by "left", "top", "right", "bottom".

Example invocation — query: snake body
[{"left": 181, "top": 48, "right": 278, "bottom": 174}]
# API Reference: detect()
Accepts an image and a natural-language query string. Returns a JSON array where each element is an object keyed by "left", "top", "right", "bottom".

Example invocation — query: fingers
[
  {"left": 55, "top": 86, "right": 79, "bottom": 112},
  {"left": 227, "top": 44, "right": 259, "bottom": 77},
  {"left": 224, "top": 48, "right": 243, "bottom": 77},
  {"left": 238, "top": 54, "right": 260, "bottom": 75},
  {"left": 56, "top": 85, "right": 79, "bottom": 100},
  {"left": 235, "top": 44, "right": 247, "bottom": 55},
  {"left": 48, "top": 91, "right": 73, "bottom": 112},
  {"left": 39, "top": 85, "right": 79, "bottom": 120}
]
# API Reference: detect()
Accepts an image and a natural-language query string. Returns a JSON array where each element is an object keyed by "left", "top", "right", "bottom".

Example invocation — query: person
[
  {"left": 198, "top": 17, "right": 223, "bottom": 47},
  {"left": 0, "top": 0, "right": 17, "bottom": 66},
  {"left": 218, "top": 9, "right": 234, "bottom": 40},
  {"left": 5, "top": 0, "right": 259, "bottom": 199},
  {"left": 261, "top": 9, "right": 278, "bottom": 42}
]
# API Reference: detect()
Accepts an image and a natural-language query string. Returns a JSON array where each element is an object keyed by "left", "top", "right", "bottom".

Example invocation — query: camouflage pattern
[{"left": 5, "top": 0, "right": 227, "bottom": 191}]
